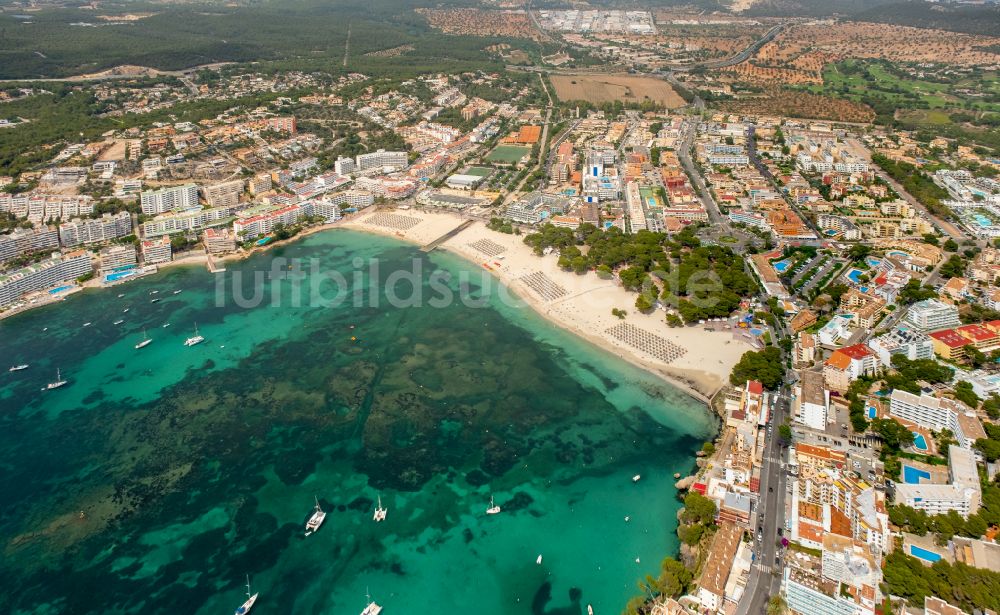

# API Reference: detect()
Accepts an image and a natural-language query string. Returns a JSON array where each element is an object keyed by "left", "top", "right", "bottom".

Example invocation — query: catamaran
[
  {"left": 373, "top": 495, "right": 387, "bottom": 522},
  {"left": 9, "top": 364, "right": 28, "bottom": 372},
  {"left": 234, "top": 575, "right": 258, "bottom": 615},
  {"left": 135, "top": 329, "right": 152, "bottom": 350},
  {"left": 46, "top": 368, "right": 67, "bottom": 390},
  {"left": 304, "top": 496, "right": 327, "bottom": 536},
  {"left": 184, "top": 323, "right": 205, "bottom": 347},
  {"left": 486, "top": 496, "right": 500, "bottom": 515},
  {"left": 360, "top": 589, "right": 382, "bottom": 615}
]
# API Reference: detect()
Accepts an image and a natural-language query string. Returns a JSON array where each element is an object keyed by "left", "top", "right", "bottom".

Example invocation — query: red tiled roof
[{"left": 929, "top": 329, "right": 968, "bottom": 348}]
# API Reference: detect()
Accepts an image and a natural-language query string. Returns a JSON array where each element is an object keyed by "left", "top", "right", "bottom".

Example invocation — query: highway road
[{"left": 675, "top": 24, "right": 787, "bottom": 73}]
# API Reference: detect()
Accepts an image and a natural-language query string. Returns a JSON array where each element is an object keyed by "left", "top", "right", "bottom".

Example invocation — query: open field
[
  {"left": 464, "top": 166, "right": 493, "bottom": 177},
  {"left": 550, "top": 74, "right": 685, "bottom": 107},
  {"left": 486, "top": 145, "right": 531, "bottom": 164}
]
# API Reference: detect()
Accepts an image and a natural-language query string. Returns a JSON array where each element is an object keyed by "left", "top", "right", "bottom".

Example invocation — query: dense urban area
[{"left": 3, "top": 0, "right": 1000, "bottom": 614}]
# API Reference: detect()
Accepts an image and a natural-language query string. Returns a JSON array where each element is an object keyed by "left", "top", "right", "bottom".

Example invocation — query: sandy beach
[{"left": 342, "top": 208, "right": 754, "bottom": 402}]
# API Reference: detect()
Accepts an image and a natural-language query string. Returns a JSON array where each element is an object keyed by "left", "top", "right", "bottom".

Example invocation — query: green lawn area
[
  {"left": 464, "top": 166, "right": 493, "bottom": 177},
  {"left": 486, "top": 145, "right": 531, "bottom": 164},
  {"left": 896, "top": 109, "right": 953, "bottom": 125}
]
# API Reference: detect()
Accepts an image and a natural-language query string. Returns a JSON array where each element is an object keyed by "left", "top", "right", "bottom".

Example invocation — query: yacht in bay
[
  {"left": 233, "top": 575, "right": 258, "bottom": 615},
  {"left": 304, "top": 496, "right": 326, "bottom": 536},
  {"left": 46, "top": 368, "right": 67, "bottom": 390},
  {"left": 184, "top": 323, "right": 205, "bottom": 347},
  {"left": 486, "top": 496, "right": 500, "bottom": 515},
  {"left": 135, "top": 329, "right": 152, "bottom": 350},
  {"left": 373, "top": 495, "right": 387, "bottom": 522},
  {"left": 9, "top": 364, "right": 29, "bottom": 372},
  {"left": 360, "top": 589, "right": 382, "bottom": 615}
]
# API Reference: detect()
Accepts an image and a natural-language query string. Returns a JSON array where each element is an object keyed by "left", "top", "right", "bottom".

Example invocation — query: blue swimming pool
[
  {"left": 902, "top": 465, "right": 931, "bottom": 484},
  {"left": 887, "top": 250, "right": 910, "bottom": 259},
  {"left": 867, "top": 405, "right": 877, "bottom": 419},
  {"left": 772, "top": 259, "right": 792, "bottom": 273},
  {"left": 909, "top": 545, "right": 942, "bottom": 563},
  {"left": 846, "top": 268, "right": 864, "bottom": 283},
  {"left": 48, "top": 285, "right": 72, "bottom": 295},
  {"left": 974, "top": 214, "right": 993, "bottom": 228},
  {"left": 866, "top": 257, "right": 881, "bottom": 267},
  {"left": 824, "top": 229, "right": 838, "bottom": 236},
  {"left": 104, "top": 270, "right": 137, "bottom": 283},
  {"left": 913, "top": 432, "right": 929, "bottom": 452}
]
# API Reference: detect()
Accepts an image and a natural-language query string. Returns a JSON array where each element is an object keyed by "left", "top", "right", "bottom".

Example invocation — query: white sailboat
[
  {"left": 135, "top": 329, "right": 152, "bottom": 350},
  {"left": 536, "top": 554, "right": 543, "bottom": 565},
  {"left": 304, "top": 496, "right": 326, "bottom": 536},
  {"left": 486, "top": 495, "right": 500, "bottom": 515},
  {"left": 360, "top": 588, "right": 382, "bottom": 615},
  {"left": 46, "top": 368, "right": 67, "bottom": 390},
  {"left": 234, "top": 574, "right": 258, "bottom": 615},
  {"left": 184, "top": 323, "right": 205, "bottom": 347},
  {"left": 588, "top": 605, "right": 594, "bottom": 615},
  {"left": 373, "top": 495, "right": 387, "bottom": 522}
]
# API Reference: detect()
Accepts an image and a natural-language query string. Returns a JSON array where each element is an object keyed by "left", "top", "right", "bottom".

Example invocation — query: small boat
[
  {"left": 184, "top": 323, "right": 205, "bottom": 347},
  {"left": 113, "top": 319, "right": 125, "bottom": 325},
  {"left": 486, "top": 495, "right": 500, "bottom": 515},
  {"left": 135, "top": 329, "right": 152, "bottom": 350},
  {"left": 588, "top": 606, "right": 594, "bottom": 615},
  {"left": 373, "top": 495, "right": 387, "bottom": 522},
  {"left": 536, "top": 554, "right": 543, "bottom": 565},
  {"left": 173, "top": 290, "right": 182, "bottom": 295},
  {"left": 9, "top": 364, "right": 29, "bottom": 372},
  {"left": 82, "top": 322, "right": 92, "bottom": 327},
  {"left": 360, "top": 589, "right": 382, "bottom": 615},
  {"left": 234, "top": 574, "right": 258, "bottom": 615},
  {"left": 632, "top": 475, "right": 641, "bottom": 483},
  {"left": 46, "top": 368, "right": 67, "bottom": 390},
  {"left": 304, "top": 496, "right": 326, "bottom": 536},
  {"left": 42, "top": 327, "right": 48, "bottom": 332},
  {"left": 122, "top": 308, "right": 129, "bottom": 313},
  {"left": 163, "top": 323, "right": 170, "bottom": 328},
  {"left": 117, "top": 293, "right": 125, "bottom": 298},
  {"left": 150, "top": 298, "right": 160, "bottom": 304},
  {"left": 625, "top": 516, "right": 630, "bottom": 522},
  {"left": 150, "top": 290, "right": 159, "bottom": 295}
]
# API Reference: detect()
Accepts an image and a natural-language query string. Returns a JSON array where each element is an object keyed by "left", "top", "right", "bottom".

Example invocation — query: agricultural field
[
  {"left": 549, "top": 74, "right": 685, "bottom": 107},
  {"left": 485, "top": 145, "right": 531, "bottom": 164}
]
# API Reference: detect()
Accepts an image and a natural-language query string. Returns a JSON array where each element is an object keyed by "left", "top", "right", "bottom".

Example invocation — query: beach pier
[{"left": 420, "top": 219, "right": 474, "bottom": 252}]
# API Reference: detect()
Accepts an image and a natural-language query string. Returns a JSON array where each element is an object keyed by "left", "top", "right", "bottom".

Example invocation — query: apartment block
[
  {"left": 140, "top": 184, "right": 199, "bottom": 215},
  {"left": 201, "top": 180, "right": 244, "bottom": 209},
  {"left": 0, "top": 251, "right": 93, "bottom": 308},
  {"left": 0, "top": 227, "right": 60, "bottom": 266},
  {"left": 904, "top": 299, "right": 961, "bottom": 333},
  {"left": 58, "top": 212, "right": 132, "bottom": 248},
  {"left": 141, "top": 236, "right": 172, "bottom": 266},
  {"left": 894, "top": 446, "right": 981, "bottom": 518},
  {"left": 99, "top": 245, "right": 137, "bottom": 272}
]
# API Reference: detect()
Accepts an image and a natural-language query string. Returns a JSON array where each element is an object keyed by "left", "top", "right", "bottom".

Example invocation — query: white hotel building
[
  {"left": 140, "top": 184, "right": 199, "bottom": 215},
  {"left": 355, "top": 149, "right": 408, "bottom": 173},
  {"left": 894, "top": 446, "right": 981, "bottom": 518},
  {"left": 889, "top": 389, "right": 986, "bottom": 449},
  {"left": 0, "top": 251, "right": 93, "bottom": 308},
  {"left": 903, "top": 299, "right": 961, "bottom": 333},
  {"left": 58, "top": 212, "right": 133, "bottom": 247},
  {"left": 142, "top": 206, "right": 235, "bottom": 237}
]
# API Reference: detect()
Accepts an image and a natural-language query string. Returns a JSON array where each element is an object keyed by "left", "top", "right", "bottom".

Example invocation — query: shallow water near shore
[{"left": 0, "top": 229, "right": 715, "bottom": 615}]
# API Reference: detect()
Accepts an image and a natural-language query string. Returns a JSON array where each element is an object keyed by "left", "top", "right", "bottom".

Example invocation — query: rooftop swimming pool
[
  {"left": 912, "top": 432, "right": 929, "bottom": 452},
  {"left": 909, "top": 545, "right": 942, "bottom": 563},
  {"left": 772, "top": 259, "right": 792, "bottom": 273},
  {"left": 902, "top": 465, "right": 931, "bottom": 485}
]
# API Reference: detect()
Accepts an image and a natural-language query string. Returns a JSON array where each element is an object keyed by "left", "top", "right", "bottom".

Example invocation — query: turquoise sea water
[{"left": 0, "top": 230, "right": 716, "bottom": 615}]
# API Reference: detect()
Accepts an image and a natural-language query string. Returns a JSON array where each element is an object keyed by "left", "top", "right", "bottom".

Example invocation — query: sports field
[
  {"left": 486, "top": 145, "right": 531, "bottom": 164},
  {"left": 464, "top": 166, "right": 493, "bottom": 177}
]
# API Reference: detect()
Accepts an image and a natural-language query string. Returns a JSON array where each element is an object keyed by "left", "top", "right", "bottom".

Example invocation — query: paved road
[
  {"left": 674, "top": 24, "right": 787, "bottom": 73},
  {"left": 677, "top": 120, "right": 726, "bottom": 227},
  {"left": 736, "top": 387, "right": 789, "bottom": 615}
]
